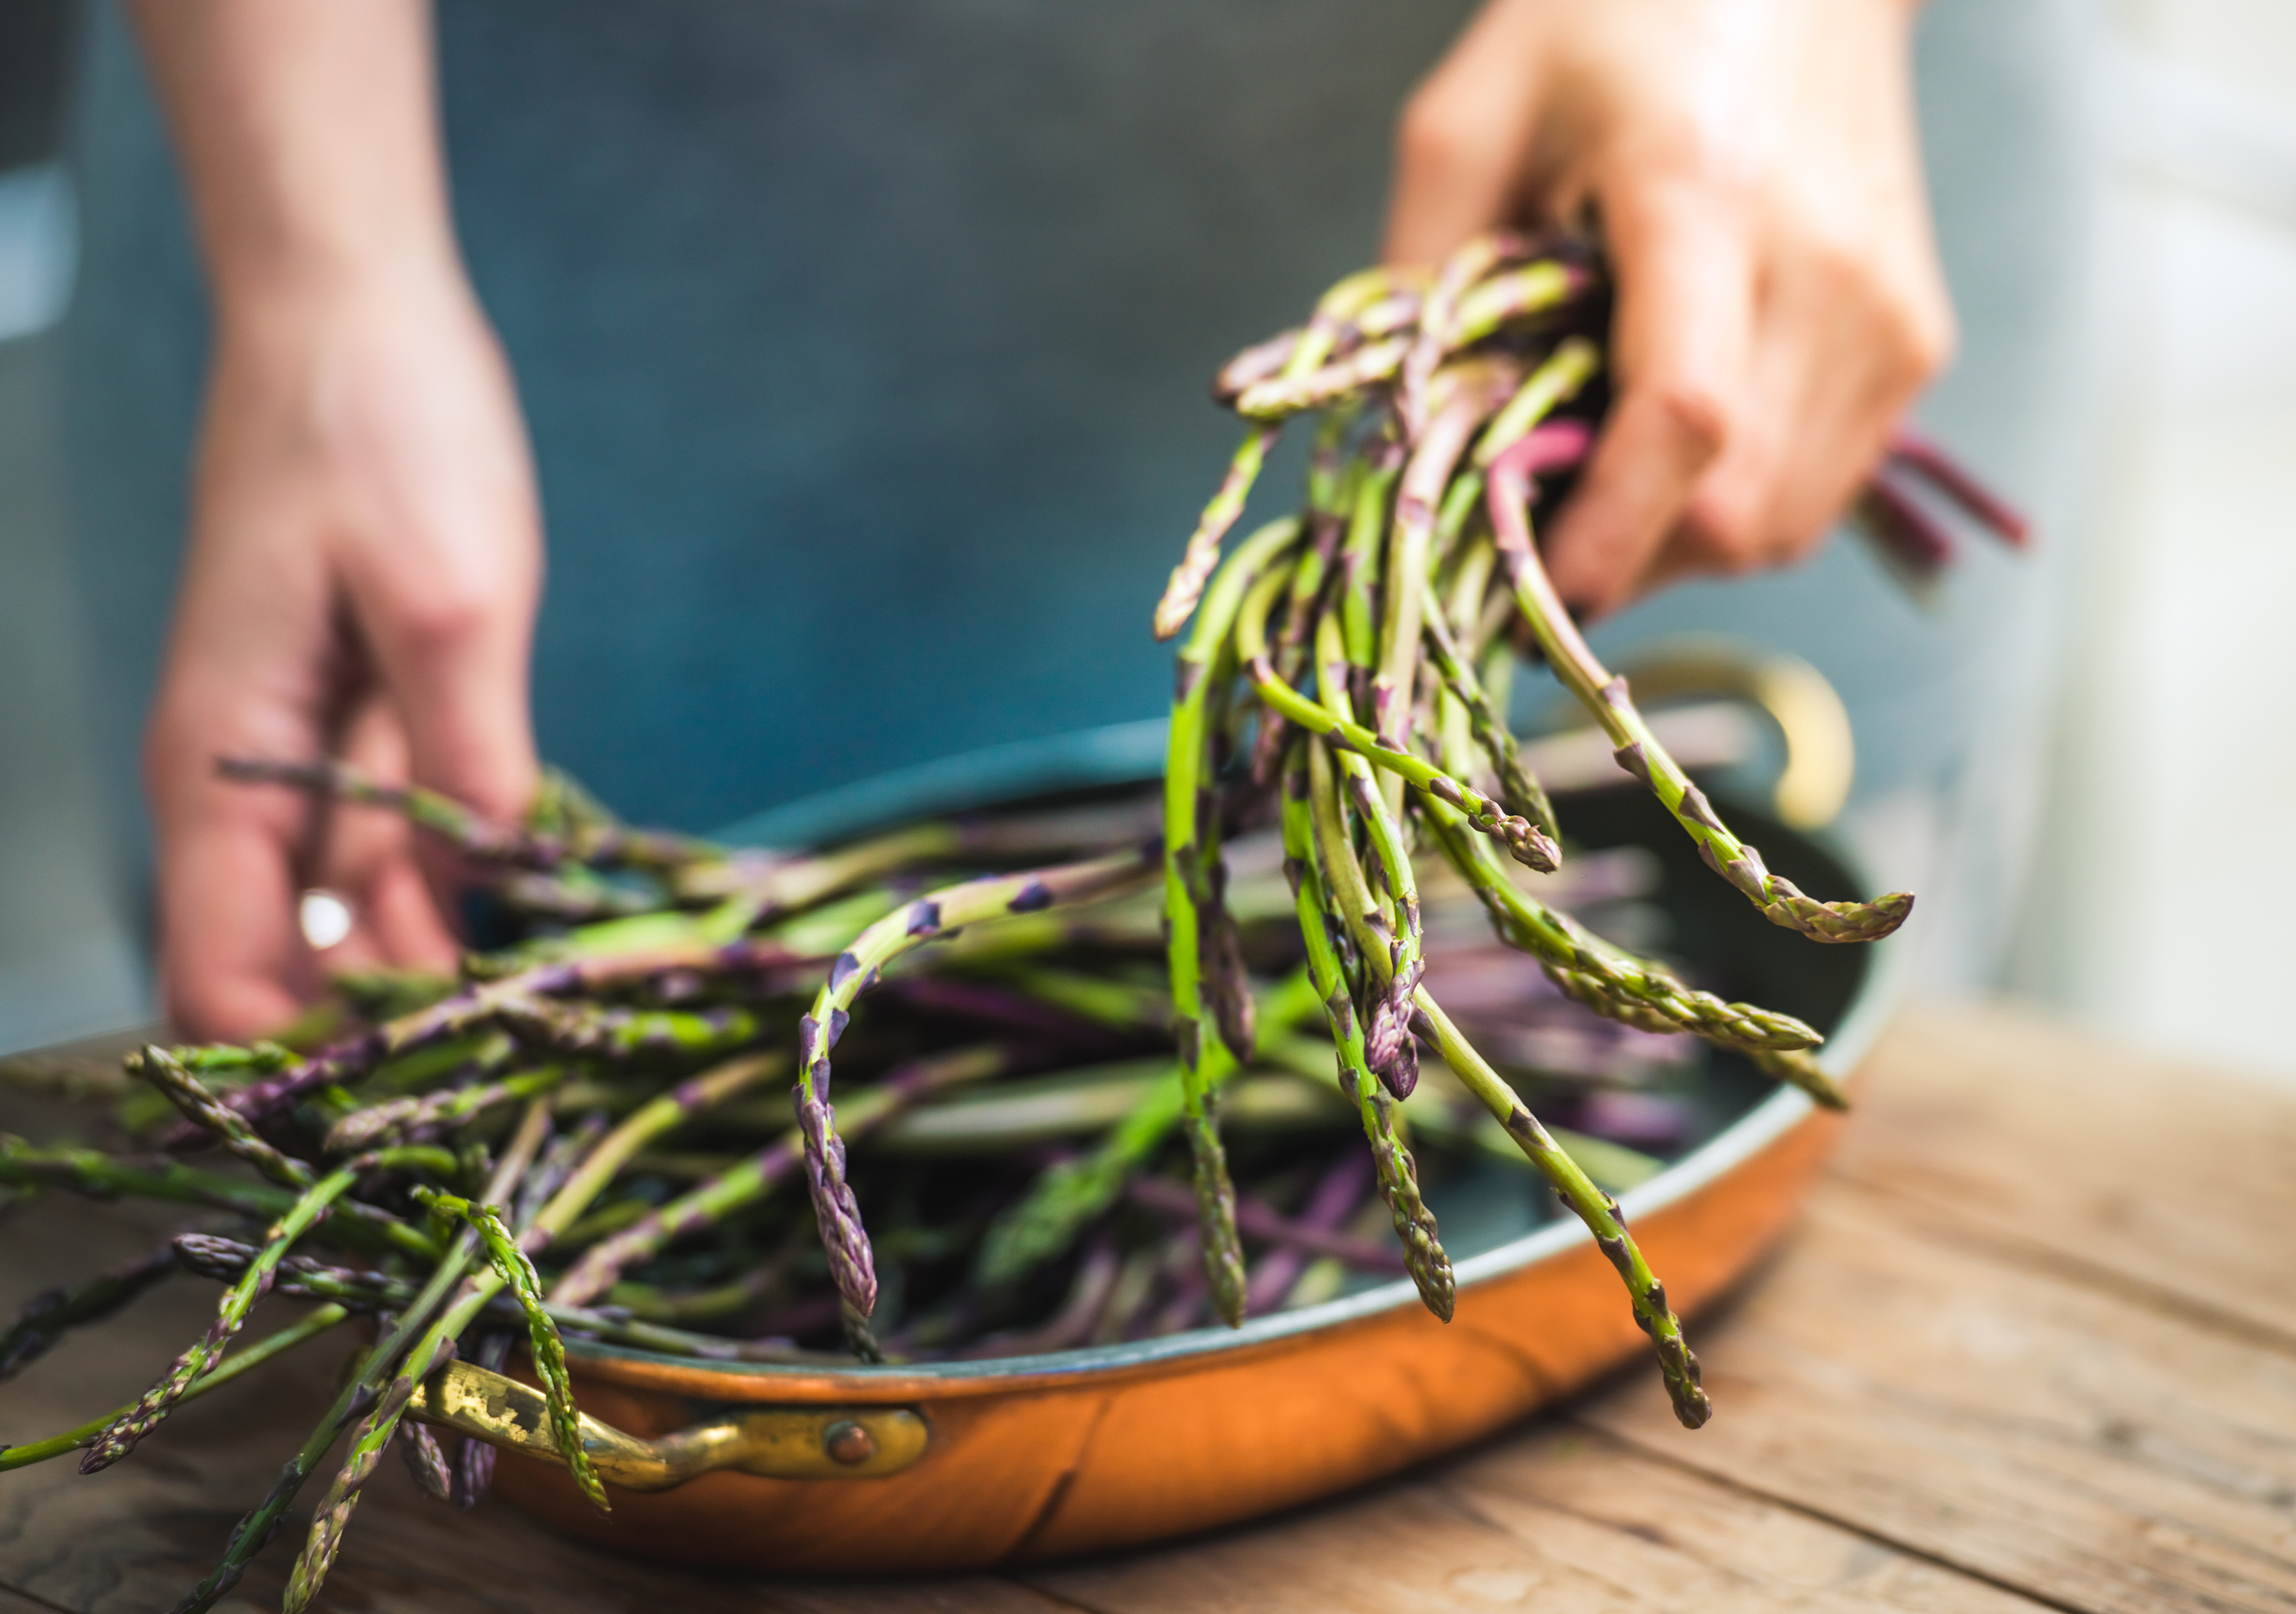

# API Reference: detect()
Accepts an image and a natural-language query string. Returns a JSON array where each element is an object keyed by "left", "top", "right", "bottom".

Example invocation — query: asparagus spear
[
  {"left": 84, "top": 1146, "right": 452, "bottom": 1473},
  {"left": 1165, "top": 519, "right": 1300, "bottom": 1324},
  {"left": 416, "top": 1193, "right": 605, "bottom": 1511},
  {"left": 1156, "top": 269, "right": 1400, "bottom": 637},
  {"left": 1484, "top": 429, "right": 1914, "bottom": 944},
  {"left": 548, "top": 1045, "right": 1005, "bottom": 1309},
  {"left": 794, "top": 849, "right": 1152, "bottom": 1318},
  {"left": 130, "top": 1045, "right": 315, "bottom": 1188},
  {"left": 1416, "top": 791, "right": 1840, "bottom": 1097},
  {"left": 0, "top": 1244, "right": 179, "bottom": 1381},
  {"left": 1413, "top": 993, "right": 1710, "bottom": 1429},
  {"left": 1280, "top": 758, "right": 1452, "bottom": 1319},
  {"left": 1236, "top": 585, "right": 1560, "bottom": 872},
  {"left": 2, "top": 1307, "right": 353, "bottom": 1479}
]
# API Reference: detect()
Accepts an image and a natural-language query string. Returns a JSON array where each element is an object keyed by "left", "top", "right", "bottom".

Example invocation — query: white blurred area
[{"left": 2009, "top": 0, "right": 2296, "bottom": 1081}]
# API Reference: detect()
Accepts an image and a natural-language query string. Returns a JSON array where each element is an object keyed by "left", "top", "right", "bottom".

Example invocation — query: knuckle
[
  {"left": 1798, "top": 227, "right": 1873, "bottom": 302},
  {"left": 1647, "top": 380, "right": 1733, "bottom": 463},
  {"left": 1649, "top": 122, "right": 1758, "bottom": 207},
  {"left": 1896, "top": 291, "right": 1958, "bottom": 381},
  {"left": 1395, "top": 86, "right": 1476, "bottom": 172},
  {"left": 380, "top": 567, "right": 508, "bottom": 657},
  {"left": 1681, "top": 486, "right": 1766, "bottom": 574}
]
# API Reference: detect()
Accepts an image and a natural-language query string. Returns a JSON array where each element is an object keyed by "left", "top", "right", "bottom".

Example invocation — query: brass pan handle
[
  {"left": 409, "top": 1357, "right": 928, "bottom": 1490},
  {"left": 1616, "top": 637, "right": 1854, "bottom": 832}
]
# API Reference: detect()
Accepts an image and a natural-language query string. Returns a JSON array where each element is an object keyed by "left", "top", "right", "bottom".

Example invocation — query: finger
[
  {"left": 1658, "top": 240, "right": 1951, "bottom": 589},
  {"left": 329, "top": 317, "right": 544, "bottom": 828},
  {"left": 312, "top": 696, "right": 461, "bottom": 972},
  {"left": 1539, "top": 174, "right": 1755, "bottom": 616},
  {"left": 145, "top": 612, "right": 333, "bottom": 1043},
  {"left": 1383, "top": 0, "right": 1548, "bottom": 266}
]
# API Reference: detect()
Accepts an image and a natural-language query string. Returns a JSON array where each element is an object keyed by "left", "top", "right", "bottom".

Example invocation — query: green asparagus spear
[
  {"left": 1165, "top": 518, "right": 1300, "bottom": 1323},
  {"left": 1280, "top": 757, "right": 1451, "bottom": 1319},
  {"left": 1485, "top": 437, "right": 1913, "bottom": 944},
  {"left": 1412, "top": 993, "right": 1710, "bottom": 1430}
]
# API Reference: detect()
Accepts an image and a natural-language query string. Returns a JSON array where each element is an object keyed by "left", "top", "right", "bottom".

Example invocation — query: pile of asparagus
[{"left": 0, "top": 231, "right": 2020, "bottom": 1611}]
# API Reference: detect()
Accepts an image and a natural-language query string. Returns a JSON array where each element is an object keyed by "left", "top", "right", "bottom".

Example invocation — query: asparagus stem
[
  {"left": 326, "top": 1065, "right": 566, "bottom": 1156},
  {"left": 0, "top": 1138, "right": 438, "bottom": 1260},
  {"left": 1412, "top": 993, "right": 1710, "bottom": 1429},
  {"left": 1240, "top": 609, "right": 1558, "bottom": 872},
  {"left": 0, "top": 1243, "right": 178, "bottom": 1382},
  {"left": 549, "top": 1046, "right": 1004, "bottom": 1309},
  {"left": 1152, "top": 424, "right": 1279, "bottom": 639},
  {"left": 1486, "top": 432, "right": 1913, "bottom": 944},
  {"left": 1414, "top": 796, "right": 1834, "bottom": 1074},
  {"left": 417, "top": 1193, "right": 606, "bottom": 1511},
  {"left": 1470, "top": 337, "right": 1600, "bottom": 474},
  {"left": 1212, "top": 325, "right": 1305, "bottom": 403},
  {"left": 1165, "top": 522, "right": 1298, "bottom": 1325},
  {"left": 206, "top": 937, "right": 805, "bottom": 1131},
  {"left": 0, "top": 1303, "right": 351, "bottom": 1472},
  {"left": 172, "top": 1232, "right": 826, "bottom": 1363},
  {"left": 1446, "top": 260, "right": 1585, "bottom": 351},
  {"left": 1234, "top": 337, "right": 1410, "bottom": 422},
  {"left": 794, "top": 849, "right": 1150, "bottom": 1319},
  {"left": 130, "top": 1045, "right": 315, "bottom": 1188},
  {"left": 1280, "top": 761, "right": 1453, "bottom": 1319},
  {"left": 1374, "top": 365, "right": 1513, "bottom": 808},
  {"left": 1420, "top": 596, "right": 1557, "bottom": 840},
  {"left": 1336, "top": 454, "right": 1396, "bottom": 683},
  {"left": 1156, "top": 268, "right": 1406, "bottom": 639},
  {"left": 1343, "top": 765, "right": 1425, "bottom": 1101},
  {"left": 83, "top": 1161, "right": 368, "bottom": 1472}
]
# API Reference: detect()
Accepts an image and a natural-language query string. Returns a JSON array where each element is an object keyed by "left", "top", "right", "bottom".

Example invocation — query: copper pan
[{"left": 431, "top": 693, "right": 1897, "bottom": 1571}]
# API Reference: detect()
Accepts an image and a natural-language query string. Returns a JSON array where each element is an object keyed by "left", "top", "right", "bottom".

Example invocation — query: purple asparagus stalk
[
  {"left": 1242, "top": 1149, "right": 1375, "bottom": 1315},
  {"left": 547, "top": 1045, "right": 1006, "bottom": 1309},
  {"left": 195, "top": 938, "right": 807, "bottom": 1133},
  {"left": 399, "top": 1416, "right": 453, "bottom": 1502},
  {"left": 794, "top": 851, "right": 1150, "bottom": 1317},
  {"left": 1883, "top": 427, "right": 2030, "bottom": 546},
  {"left": 0, "top": 1244, "right": 180, "bottom": 1381},
  {"left": 131, "top": 1046, "right": 315, "bottom": 1188}
]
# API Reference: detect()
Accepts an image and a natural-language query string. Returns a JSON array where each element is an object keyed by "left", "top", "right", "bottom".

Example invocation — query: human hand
[
  {"left": 1385, "top": 0, "right": 1954, "bottom": 615},
  {"left": 143, "top": 269, "right": 543, "bottom": 1042}
]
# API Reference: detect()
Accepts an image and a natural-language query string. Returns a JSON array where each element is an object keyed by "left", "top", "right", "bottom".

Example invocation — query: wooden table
[{"left": 0, "top": 1002, "right": 2290, "bottom": 1614}]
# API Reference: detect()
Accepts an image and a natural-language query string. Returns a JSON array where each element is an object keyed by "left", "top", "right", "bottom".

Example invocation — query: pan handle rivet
[{"left": 822, "top": 1420, "right": 876, "bottom": 1466}]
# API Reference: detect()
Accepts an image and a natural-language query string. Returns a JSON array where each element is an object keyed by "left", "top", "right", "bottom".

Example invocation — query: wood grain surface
[{"left": 0, "top": 1002, "right": 2288, "bottom": 1613}]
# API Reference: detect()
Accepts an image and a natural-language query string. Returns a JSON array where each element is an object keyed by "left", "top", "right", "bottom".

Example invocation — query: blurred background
[{"left": 0, "top": 0, "right": 2288, "bottom": 1081}]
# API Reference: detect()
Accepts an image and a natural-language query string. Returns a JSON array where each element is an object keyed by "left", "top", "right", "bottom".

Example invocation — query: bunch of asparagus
[{"left": 0, "top": 230, "right": 2020, "bottom": 1611}]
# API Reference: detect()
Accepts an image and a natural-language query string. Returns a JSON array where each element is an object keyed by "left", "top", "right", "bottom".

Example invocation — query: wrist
[{"left": 209, "top": 242, "right": 482, "bottom": 368}]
